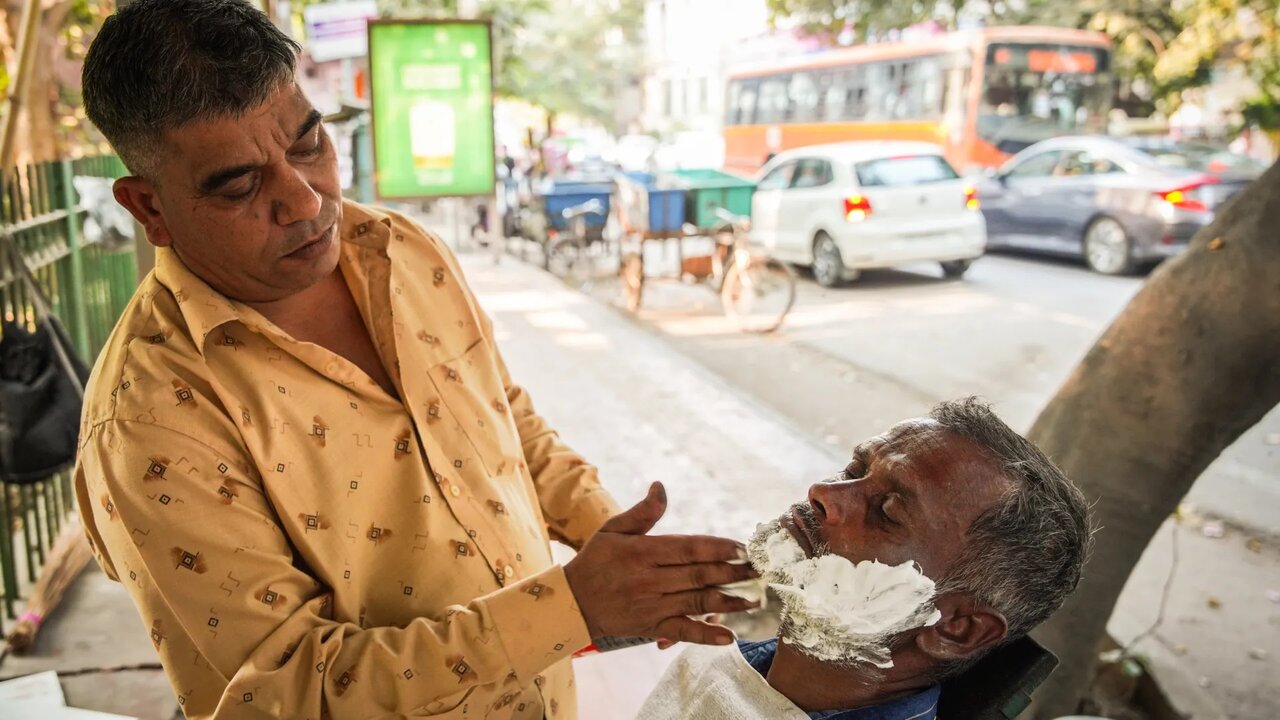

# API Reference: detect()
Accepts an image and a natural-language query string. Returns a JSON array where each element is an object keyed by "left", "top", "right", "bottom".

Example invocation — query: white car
[{"left": 751, "top": 142, "right": 987, "bottom": 286}]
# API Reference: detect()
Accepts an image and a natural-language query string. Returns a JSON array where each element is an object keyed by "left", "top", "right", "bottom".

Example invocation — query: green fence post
[{"left": 59, "top": 159, "right": 91, "bottom": 357}]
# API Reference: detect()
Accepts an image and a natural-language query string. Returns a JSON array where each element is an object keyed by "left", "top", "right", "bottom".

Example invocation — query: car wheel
[
  {"left": 1084, "top": 216, "right": 1134, "bottom": 275},
  {"left": 812, "top": 232, "right": 847, "bottom": 288},
  {"left": 940, "top": 259, "right": 972, "bottom": 279}
]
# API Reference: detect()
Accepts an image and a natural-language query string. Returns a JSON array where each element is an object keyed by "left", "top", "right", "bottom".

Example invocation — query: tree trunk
[
  {"left": 1026, "top": 159, "right": 1280, "bottom": 717},
  {"left": 20, "top": 1, "right": 73, "bottom": 164}
]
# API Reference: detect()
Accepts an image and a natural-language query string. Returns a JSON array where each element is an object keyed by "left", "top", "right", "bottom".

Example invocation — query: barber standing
[{"left": 73, "top": 2, "right": 757, "bottom": 717}]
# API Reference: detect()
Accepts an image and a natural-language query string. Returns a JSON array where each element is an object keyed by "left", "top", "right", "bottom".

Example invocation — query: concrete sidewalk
[{"left": 0, "top": 246, "right": 837, "bottom": 719}]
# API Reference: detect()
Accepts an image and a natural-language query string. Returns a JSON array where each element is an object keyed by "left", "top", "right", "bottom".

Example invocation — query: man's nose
[
  {"left": 807, "top": 478, "right": 863, "bottom": 525},
  {"left": 271, "top": 165, "right": 322, "bottom": 227}
]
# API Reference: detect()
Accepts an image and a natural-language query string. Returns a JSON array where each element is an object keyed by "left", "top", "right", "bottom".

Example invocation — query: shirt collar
[
  {"left": 737, "top": 639, "right": 941, "bottom": 720},
  {"left": 153, "top": 200, "right": 394, "bottom": 355}
]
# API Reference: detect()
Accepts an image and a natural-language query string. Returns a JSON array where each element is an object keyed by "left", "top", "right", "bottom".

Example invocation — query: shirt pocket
[{"left": 432, "top": 337, "right": 522, "bottom": 479}]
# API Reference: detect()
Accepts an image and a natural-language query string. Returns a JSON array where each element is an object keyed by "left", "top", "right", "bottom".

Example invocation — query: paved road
[{"left": 610, "top": 249, "right": 1280, "bottom": 535}]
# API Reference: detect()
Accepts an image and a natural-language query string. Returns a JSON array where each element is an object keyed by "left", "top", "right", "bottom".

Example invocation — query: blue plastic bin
[
  {"left": 540, "top": 182, "right": 613, "bottom": 231},
  {"left": 620, "top": 172, "right": 685, "bottom": 234}
]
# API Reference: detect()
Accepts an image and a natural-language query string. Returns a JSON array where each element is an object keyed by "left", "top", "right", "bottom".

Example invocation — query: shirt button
[
  {"left": 503, "top": 565, "right": 515, "bottom": 578},
  {"left": 450, "top": 485, "right": 461, "bottom": 497}
]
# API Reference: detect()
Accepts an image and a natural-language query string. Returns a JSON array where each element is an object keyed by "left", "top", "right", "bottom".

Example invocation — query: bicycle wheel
[
  {"left": 720, "top": 256, "right": 796, "bottom": 333},
  {"left": 547, "top": 238, "right": 589, "bottom": 289},
  {"left": 619, "top": 251, "right": 644, "bottom": 313}
]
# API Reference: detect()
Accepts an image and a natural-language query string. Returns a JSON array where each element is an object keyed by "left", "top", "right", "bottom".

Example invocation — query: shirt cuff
[{"left": 480, "top": 564, "right": 591, "bottom": 685}]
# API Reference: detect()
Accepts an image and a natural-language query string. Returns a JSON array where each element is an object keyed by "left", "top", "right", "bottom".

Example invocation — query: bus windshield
[{"left": 978, "top": 43, "right": 1112, "bottom": 154}]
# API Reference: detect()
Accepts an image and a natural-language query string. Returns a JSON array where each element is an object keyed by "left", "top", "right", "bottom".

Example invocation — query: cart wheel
[
  {"left": 721, "top": 256, "right": 796, "bottom": 333},
  {"left": 620, "top": 252, "right": 644, "bottom": 313},
  {"left": 548, "top": 238, "right": 595, "bottom": 291}
]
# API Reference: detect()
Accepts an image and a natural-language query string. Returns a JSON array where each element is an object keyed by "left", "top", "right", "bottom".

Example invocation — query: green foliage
[
  {"left": 765, "top": 0, "right": 968, "bottom": 41},
  {"left": 1242, "top": 98, "right": 1280, "bottom": 129},
  {"left": 291, "top": 0, "right": 642, "bottom": 128}
]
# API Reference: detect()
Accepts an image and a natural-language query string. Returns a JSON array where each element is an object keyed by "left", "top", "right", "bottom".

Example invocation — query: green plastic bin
[{"left": 665, "top": 169, "right": 756, "bottom": 229}]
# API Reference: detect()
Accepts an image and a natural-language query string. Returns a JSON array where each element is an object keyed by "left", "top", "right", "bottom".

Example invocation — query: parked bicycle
[
  {"left": 620, "top": 208, "right": 796, "bottom": 333},
  {"left": 546, "top": 199, "right": 614, "bottom": 291}
]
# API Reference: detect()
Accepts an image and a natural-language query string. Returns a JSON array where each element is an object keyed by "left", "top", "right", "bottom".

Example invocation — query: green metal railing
[{"left": 0, "top": 156, "right": 134, "bottom": 629}]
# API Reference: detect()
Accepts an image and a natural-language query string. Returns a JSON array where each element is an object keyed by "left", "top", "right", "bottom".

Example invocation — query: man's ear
[
  {"left": 915, "top": 592, "right": 1008, "bottom": 662},
  {"left": 114, "top": 177, "right": 173, "bottom": 248}
]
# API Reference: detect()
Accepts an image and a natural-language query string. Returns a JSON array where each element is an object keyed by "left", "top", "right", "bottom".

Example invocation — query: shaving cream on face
[{"left": 747, "top": 521, "right": 942, "bottom": 668}]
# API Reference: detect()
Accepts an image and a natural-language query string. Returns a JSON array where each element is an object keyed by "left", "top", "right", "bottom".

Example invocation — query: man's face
[
  {"left": 779, "top": 419, "right": 1011, "bottom": 583},
  {"left": 116, "top": 83, "right": 342, "bottom": 304}
]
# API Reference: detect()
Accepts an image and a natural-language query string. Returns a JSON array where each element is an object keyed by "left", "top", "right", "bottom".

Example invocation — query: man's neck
[
  {"left": 765, "top": 637, "right": 932, "bottom": 713},
  {"left": 245, "top": 267, "right": 348, "bottom": 334}
]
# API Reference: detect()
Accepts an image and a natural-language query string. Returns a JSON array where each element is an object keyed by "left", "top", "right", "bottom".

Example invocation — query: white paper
[
  {"left": 0, "top": 671, "right": 137, "bottom": 720},
  {"left": 2, "top": 705, "right": 137, "bottom": 720},
  {"left": 0, "top": 670, "right": 66, "bottom": 708}
]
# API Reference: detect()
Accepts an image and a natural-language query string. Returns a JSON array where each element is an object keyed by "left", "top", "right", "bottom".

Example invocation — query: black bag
[{"left": 0, "top": 234, "right": 90, "bottom": 484}]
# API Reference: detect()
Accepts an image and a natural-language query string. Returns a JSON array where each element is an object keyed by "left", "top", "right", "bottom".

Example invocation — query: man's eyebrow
[{"left": 295, "top": 110, "right": 322, "bottom": 142}]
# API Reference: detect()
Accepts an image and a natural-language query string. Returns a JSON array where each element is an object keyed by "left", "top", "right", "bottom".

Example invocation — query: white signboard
[{"left": 304, "top": 1, "right": 378, "bottom": 62}]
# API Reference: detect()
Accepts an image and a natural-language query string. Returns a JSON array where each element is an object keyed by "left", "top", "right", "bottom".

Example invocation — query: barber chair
[{"left": 938, "top": 636, "right": 1059, "bottom": 719}]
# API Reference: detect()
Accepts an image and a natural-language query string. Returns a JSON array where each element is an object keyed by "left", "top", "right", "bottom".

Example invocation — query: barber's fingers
[
  {"left": 652, "top": 561, "right": 758, "bottom": 593},
  {"left": 599, "top": 482, "right": 667, "bottom": 535},
  {"left": 647, "top": 533, "right": 750, "bottom": 566},
  {"left": 666, "top": 588, "right": 760, "bottom": 617},
  {"left": 654, "top": 616, "right": 737, "bottom": 647}
]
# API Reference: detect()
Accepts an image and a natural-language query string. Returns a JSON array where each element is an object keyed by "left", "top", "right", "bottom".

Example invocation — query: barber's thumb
[{"left": 601, "top": 482, "right": 666, "bottom": 535}]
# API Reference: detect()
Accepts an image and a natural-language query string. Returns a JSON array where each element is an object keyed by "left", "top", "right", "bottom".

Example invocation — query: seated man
[{"left": 640, "top": 397, "right": 1091, "bottom": 720}]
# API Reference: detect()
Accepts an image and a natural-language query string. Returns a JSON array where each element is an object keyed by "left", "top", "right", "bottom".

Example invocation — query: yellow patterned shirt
[{"left": 74, "top": 200, "right": 620, "bottom": 719}]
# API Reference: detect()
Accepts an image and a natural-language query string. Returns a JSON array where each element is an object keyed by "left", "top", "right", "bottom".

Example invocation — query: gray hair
[
  {"left": 931, "top": 397, "right": 1091, "bottom": 644},
  {"left": 82, "top": 0, "right": 302, "bottom": 177}
]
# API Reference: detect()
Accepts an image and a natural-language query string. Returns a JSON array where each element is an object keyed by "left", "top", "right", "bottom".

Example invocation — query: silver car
[{"left": 978, "top": 136, "right": 1264, "bottom": 274}]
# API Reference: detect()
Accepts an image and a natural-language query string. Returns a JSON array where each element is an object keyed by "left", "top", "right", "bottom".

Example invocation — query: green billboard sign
[{"left": 368, "top": 21, "right": 495, "bottom": 199}]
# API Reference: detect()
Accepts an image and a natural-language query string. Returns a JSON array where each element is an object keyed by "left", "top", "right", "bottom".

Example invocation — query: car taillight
[
  {"left": 844, "top": 194, "right": 873, "bottom": 222},
  {"left": 963, "top": 185, "right": 980, "bottom": 211},
  {"left": 1156, "top": 176, "right": 1219, "bottom": 212}
]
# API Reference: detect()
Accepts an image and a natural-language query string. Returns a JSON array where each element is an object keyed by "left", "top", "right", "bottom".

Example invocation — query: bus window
[
  {"left": 849, "top": 67, "right": 869, "bottom": 119},
  {"left": 917, "top": 57, "right": 945, "bottom": 118},
  {"left": 865, "top": 63, "right": 892, "bottom": 121},
  {"left": 978, "top": 43, "right": 1113, "bottom": 154},
  {"left": 823, "top": 70, "right": 850, "bottom": 121},
  {"left": 726, "top": 80, "right": 741, "bottom": 126},
  {"left": 788, "top": 72, "right": 821, "bottom": 123},
  {"left": 730, "top": 78, "right": 759, "bottom": 126},
  {"left": 892, "top": 61, "right": 918, "bottom": 119},
  {"left": 757, "top": 74, "right": 792, "bottom": 124},
  {"left": 828, "top": 66, "right": 868, "bottom": 121}
]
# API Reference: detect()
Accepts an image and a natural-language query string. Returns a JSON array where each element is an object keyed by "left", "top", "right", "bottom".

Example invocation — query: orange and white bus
[{"left": 723, "top": 26, "right": 1113, "bottom": 176}]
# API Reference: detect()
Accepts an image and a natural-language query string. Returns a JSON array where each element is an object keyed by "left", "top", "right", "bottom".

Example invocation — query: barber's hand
[{"left": 564, "top": 482, "right": 760, "bottom": 646}]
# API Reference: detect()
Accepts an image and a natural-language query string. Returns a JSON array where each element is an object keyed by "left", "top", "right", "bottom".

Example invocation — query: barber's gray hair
[
  {"left": 82, "top": 0, "right": 301, "bottom": 177},
  {"left": 931, "top": 397, "right": 1091, "bottom": 643}
]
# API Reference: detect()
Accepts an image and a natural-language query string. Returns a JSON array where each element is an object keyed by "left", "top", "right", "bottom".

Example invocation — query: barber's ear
[
  {"left": 114, "top": 177, "right": 173, "bottom": 248},
  {"left": 915, "top": 592, "right": 1008, "bottom": 662}
]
